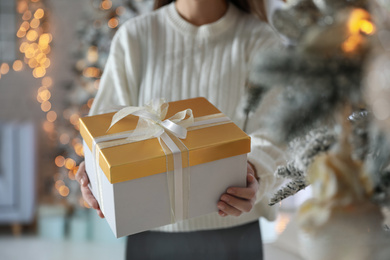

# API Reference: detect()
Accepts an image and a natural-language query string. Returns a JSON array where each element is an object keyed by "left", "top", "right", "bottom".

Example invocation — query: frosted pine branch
[{"left": 269, "top": 179, "right": 309, "bottom": 206}]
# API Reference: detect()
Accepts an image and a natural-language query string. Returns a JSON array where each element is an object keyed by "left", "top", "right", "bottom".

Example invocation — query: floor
[{"left": 0, "top": 212, "right": 303, "bottom": 260}]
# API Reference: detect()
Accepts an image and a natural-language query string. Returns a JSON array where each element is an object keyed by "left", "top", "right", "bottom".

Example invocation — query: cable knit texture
[{"left": 89, "top": 2, "right": 286, "bottom": 232}]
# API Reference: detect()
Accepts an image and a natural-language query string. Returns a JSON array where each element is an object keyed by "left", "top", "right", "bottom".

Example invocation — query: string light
[
  {"left": 59, "top": 133, "right": 70, "bottom": 145},
  {"left": 42, "top": 76, "right": 53, "bottom": 87},
  {"left": 13, "top": 60, "right": 23, "bottom": 71},
  {"left": 342, "top": 8, "right": 376, "bottom": 53},
  {"left": 43, "top": 121, "right": 54, "bottom": 133},
  {"left": 59, "top": 185, "right": 70, "bottom": 197},
  {"left": 101, "top": 0, "right": 112, "bottom": 10},
  {"left": 46, "top": 110, "right": 57, "bottom": 122},
  {"left": 55, "top": 155, "right": 66, "bottom": 167},
  {"left": 108, "top": 17, "right": 119, "bottom": 28},
  {"left": 41, "top": 101, "right": 51, "bottom": 112},
  {"left": 15, "top": 1, "right": 52, "bottom": 79},
  {"left": 65, "top": 158, "right": 76, "bottom": 170},
  {"left": 0, "top": 63, "right": 10, "bottom": 75}
]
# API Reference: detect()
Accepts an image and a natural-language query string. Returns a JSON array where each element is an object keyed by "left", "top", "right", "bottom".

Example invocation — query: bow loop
[{"left": 108, "top": 99, "right": 194, "bottom": 141}]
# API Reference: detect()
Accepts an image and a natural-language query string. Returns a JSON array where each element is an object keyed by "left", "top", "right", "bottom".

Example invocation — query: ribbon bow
[{"left": 108, "top": 98, "right": 194, "bottom": 141}]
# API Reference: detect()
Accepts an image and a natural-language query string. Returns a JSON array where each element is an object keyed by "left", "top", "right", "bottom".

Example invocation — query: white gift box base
[{"left": 83, "top": 141, "right": 247, "bottom": 238}]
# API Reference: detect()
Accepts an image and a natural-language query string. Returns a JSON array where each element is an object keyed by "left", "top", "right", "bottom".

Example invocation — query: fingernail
[
  {"left": 221, "top": 195, "right": 229, "bottom": 202},
  {"left": 80, "top": 178, "right": 85, "bottom": 185},
  {"left": 218, "top": 203, "right": 225, "bottom": 210},
  {"left": 227, "top": 188, "right": 235, "bottom": 195}
]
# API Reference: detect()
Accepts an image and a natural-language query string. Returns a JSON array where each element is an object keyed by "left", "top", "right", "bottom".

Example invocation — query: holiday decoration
[
  {"left": 52, "top": 0, "right": 152, "bottom": 207},
  {"left": 248, "top": 0, "right": 390, "bottom": 258}
]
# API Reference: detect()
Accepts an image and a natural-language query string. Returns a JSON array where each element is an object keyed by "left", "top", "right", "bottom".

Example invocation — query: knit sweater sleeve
[
  {"left": 89, "top": 22, "right": 141, "bottom": 116},
  {"left": 245, "top": 23, "right": 286, "bottom": 204}
]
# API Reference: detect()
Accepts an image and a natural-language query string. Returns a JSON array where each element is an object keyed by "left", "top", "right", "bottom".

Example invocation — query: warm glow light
[
  {"left": 39, "top": 89, "right": 51, "bottom": 101},
  {"left": 43, "top": 121, "right": 54, "bottom": 133},
  {"left": 17, "top": 1, "right": 28, "bottom": 14},
  {"left": 42, "top": 76, "right": 53, "bottom": 87},
  {"left": 87, "top": 46, "right": 99, "bottom": 63},
  {"left": 36, "top": 53, "right": 46, "bottom": 63},
  {"left": 275, "top": 213, "right": 291, "bottom": 235},
  {"left": 342, "top": 34, "right": 363, "bottom": 53},
  {"left": 0, "top": 63, "right": 10, "bottom": 74},
  {"left": 13, "top": 60, "right": 23, "bottom": 71},
  {"left": 41, "top": 101, "right": 51, "bottom": 112},
  {"left": 63, "top": 109, "right": 71, "bottom": 120},
  {"left": 68, "top": 170, "right": 76, "bottom": 180},
  {"left": 42, "top": 45, "right": 51, "bottom": 54},
  {"left": 108, "top": 17, "right": 119, "bottom": 29},
  {"left": 76, "top": 60, "right": 86, "bottom": 70},
  {"left": 26, "top": 30, "right": 39, "bottom": 42},
  {"left": 30, "top": 18, "right": 40, "bottom": 29},
  {"left": 60, "top": 133, "right": 70, "bottom": 145},
  {"left": 342, "top": 9, "right": 376, "bottom": 53},
  {"left": 20, "top": 21, "right": 30, "bottom": 31},
  {"left": 59, "top": 185, "right": 70, "bottom": 197},
  {"left": 74, "top": 143, "right": 84, "bottom": 156},
  {"left": 65, "top": 158, "right": 76, "bottom": 170},
  {"left": 17, "top": 29, "right": 26, "bottom": 38},
  {"left": 360, "top": 20, "right": 375, "bottom": 35},
  {"left": 47, "top": 111, "right": 57, "bottom": 122},
  {"left": 55, "top": 155, "right": 66, "bottom": 167},
  {"left": 101, "top": 0, "right": 112, "bottom": 10},
  {"left": 83, "top": 67, "right": 101, "bottom": 78},
  {"left": 55, "top": 180, "right": 65, "bottom": 190},
  {"left": 70, "top": 114, "right": 80, "bottom": 125},
  {"left": 34, "top": 8, "right": 45, "bottom": 19},
  {"left": 19, "top": 42, "right": 29, "bottom": 53},
  {"left": 33, "top": 66, "right": 46, "bottom": 78},
  {"left": 72, "top": 137, "right": 82, "bottom": 146},
  {"left": 39, "top": 33, "right": 52, "bottom": 46},
  {"left": 25, "top": 46, "right": 36, "bottom": 58},
  {"left": 28, "top": 58, "right": 39, "bottom": 68},
  {"left": 87, "top": 98, "right": 94, "bottom": 108},
  {"left": 41, "top": 58, "right": 51, "bottom": 68},
  {"left": 22, "top": 10, "right": 32, "bottom": 20}
]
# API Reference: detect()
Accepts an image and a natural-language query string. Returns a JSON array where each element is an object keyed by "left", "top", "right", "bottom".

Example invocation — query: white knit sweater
[{"left": 89, "top": 2, "right": 286, "bottom": 232}]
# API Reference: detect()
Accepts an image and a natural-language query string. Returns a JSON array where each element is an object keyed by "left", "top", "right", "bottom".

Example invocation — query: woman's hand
[
  {"left": 75, "top": 161, "right": 105, "bottom": 218},
  {"left": 217, "top": 162, "right": 259, "bottom": 217}
]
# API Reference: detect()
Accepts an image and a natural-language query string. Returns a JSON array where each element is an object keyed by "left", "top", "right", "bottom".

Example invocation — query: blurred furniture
[{"left": 0, "top": 122, "right": 36, "bottom": 235}]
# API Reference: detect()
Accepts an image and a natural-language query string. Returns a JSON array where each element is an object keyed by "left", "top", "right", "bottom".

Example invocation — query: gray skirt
[{"left": 126, "top": 221, "right": 263, "bottom": 260}]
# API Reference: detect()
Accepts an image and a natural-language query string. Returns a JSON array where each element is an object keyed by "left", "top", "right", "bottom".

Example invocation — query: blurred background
[{"left": 0, "top": 0, "right": 309, "bottom": 259}]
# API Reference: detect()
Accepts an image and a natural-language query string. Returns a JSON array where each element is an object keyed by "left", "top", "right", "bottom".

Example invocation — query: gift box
[{"left": 80, "top": 97, "right": 250, "bottom": 238}]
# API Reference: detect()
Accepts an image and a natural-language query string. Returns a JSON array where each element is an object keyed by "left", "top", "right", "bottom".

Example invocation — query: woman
[{"left": 76, "top": 0, "right": 285, "bottom": 259}]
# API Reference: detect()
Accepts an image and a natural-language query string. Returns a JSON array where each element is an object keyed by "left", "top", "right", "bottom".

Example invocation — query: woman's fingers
[
  {"left": 220, "top": 194, "right": 254, "bottom": 213},
  {"left": 75, "top": 161, "right": 89, "bottom": 187},
  {"left": 81, "top": 185, "right": 99, "bottom": 209},
  {"left": 226, "top": 174, "right": 258, "bottom": 200},
  {"left": 218, "top": 169, "right": 259, "bottom": 217},
  {"left": 217, "top": 200, "right": 243, "bottom": 217},
  {"left": 76, "top": 161, "right": 105, "bottom": 219}
]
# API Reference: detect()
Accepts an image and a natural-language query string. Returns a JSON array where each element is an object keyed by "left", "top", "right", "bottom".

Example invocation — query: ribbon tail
[
  {"left": 107, "top": 106, "right": 144, "bottom": 132},
  {"left": 160, "top": 132, "right": 186, "bottom": 222}
]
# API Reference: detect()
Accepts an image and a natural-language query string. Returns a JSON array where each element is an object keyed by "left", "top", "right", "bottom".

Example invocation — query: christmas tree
[
  {"left": 248, "top": 0, "right": 390, "bottom": 259},
  {"left": 51, "top": 0, "right": 152, "bottom": 208}
]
